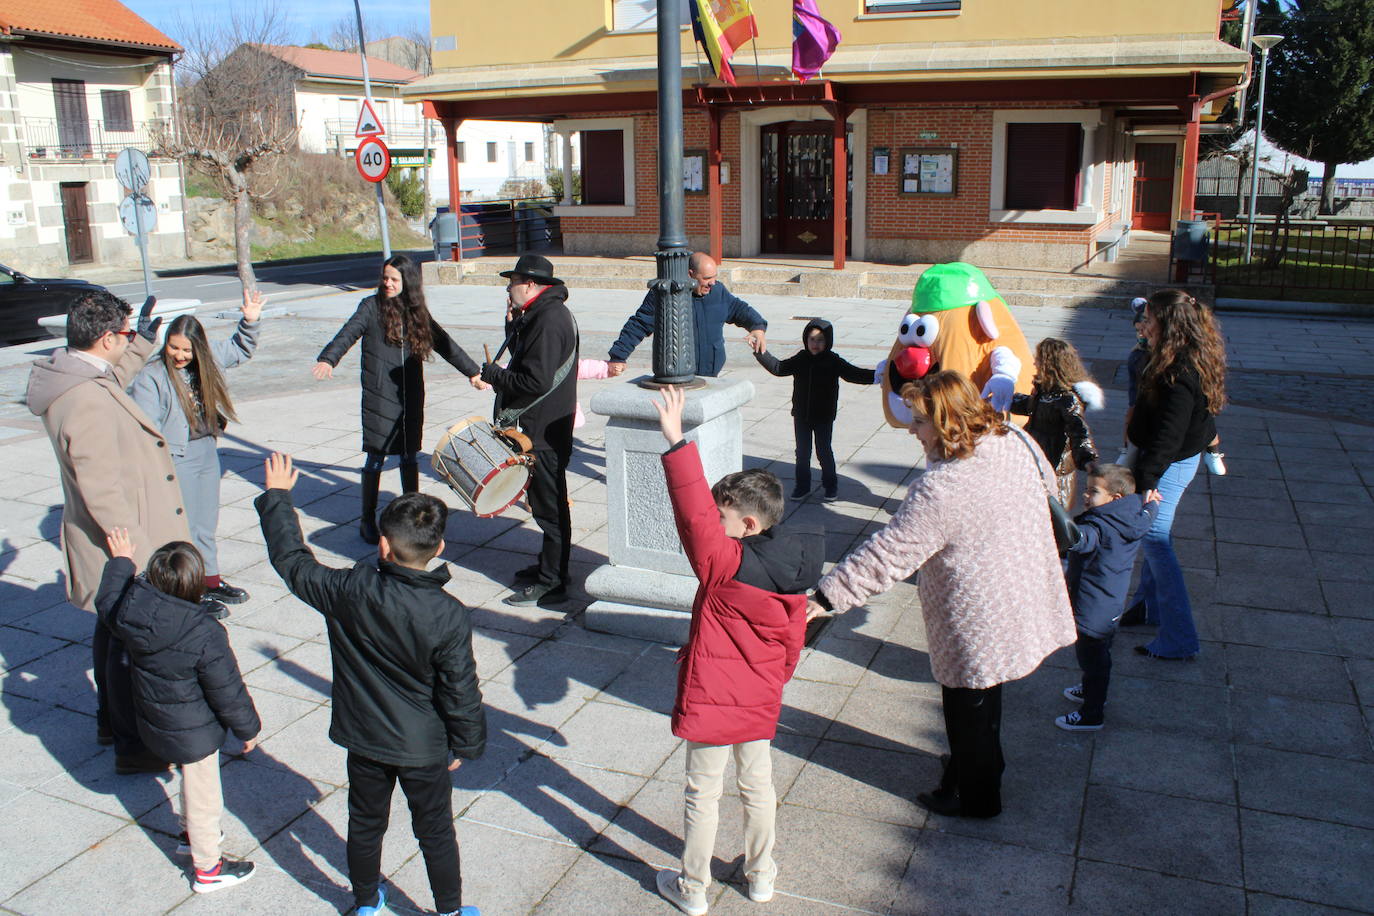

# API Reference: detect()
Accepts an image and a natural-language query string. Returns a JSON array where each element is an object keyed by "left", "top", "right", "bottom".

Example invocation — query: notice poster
[{"left": 898, "top": 147, "right": 958, "bottom": 197}]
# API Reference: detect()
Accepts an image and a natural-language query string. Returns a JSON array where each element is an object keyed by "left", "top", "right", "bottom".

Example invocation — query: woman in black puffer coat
[{"left": 313, "top": 254, "right": 482, "bottom": 543}]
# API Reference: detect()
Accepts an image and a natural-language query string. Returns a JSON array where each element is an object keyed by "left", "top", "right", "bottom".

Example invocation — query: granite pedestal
[{"left": 583, "top": 376, "right": 754, "bottom": 643}]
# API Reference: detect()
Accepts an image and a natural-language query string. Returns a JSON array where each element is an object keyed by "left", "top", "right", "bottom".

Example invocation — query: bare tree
[{"left": 156, "top": 9, "right": 299, "bottom": 292}]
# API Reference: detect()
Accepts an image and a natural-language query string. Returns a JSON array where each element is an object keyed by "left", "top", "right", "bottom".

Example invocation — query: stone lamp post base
[{"left": 584, "top": 376, "right": 754, "bottom": 644}]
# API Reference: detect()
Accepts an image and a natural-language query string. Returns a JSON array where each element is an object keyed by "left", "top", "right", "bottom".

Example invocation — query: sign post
[
  {"left": 116, "top": 147, "right": 155, "bottom": 299},
  {"left": 351, "top": 0, "right": 391, "bottom": 259}
]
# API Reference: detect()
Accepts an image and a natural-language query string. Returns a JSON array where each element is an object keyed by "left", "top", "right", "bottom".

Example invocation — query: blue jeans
[{"left": 1133, "top": 453, "right": 1201, "bottom": 657}]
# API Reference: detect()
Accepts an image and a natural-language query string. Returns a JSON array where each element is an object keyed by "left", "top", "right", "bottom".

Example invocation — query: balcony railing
[
  {"left": 22, "top": 117, "right": 170, "bottom": 159},
  {"left": 324, "top": 118, "right": 431, "bottom": 148}
]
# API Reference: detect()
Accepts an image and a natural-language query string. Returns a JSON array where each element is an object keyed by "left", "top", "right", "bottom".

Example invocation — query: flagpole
[{"left": 649, "top": 0, "right": 695, "bottom": 385}]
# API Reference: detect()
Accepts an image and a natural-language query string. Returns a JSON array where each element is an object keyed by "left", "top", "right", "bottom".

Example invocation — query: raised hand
[
  {"left": 106, "top": 527, "right": 135, "bottom": 560},
  {"left": 136, "top": 296, "right": 161, "bottom": 341},
  {"left": 312, "top": 361, "right": 334, "bottom": 380},
  {"left": 652, "top": 385, "right": 686, "bottom": 445},
  {"left": 241, "top": 288, "right": 264, "bottom": 322},
  {"left": 264, "top": 452, "right": 299, "bottom": 491}
]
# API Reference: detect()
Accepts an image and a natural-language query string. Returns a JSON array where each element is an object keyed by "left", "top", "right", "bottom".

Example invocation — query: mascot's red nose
[{"left": 895, "top": 347, "right": 933, "bottom": 380}]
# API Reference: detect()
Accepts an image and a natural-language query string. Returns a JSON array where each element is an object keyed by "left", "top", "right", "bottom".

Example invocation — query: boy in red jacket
[{"left": 651, "top": 387, "right": 823, "bottom": 915}]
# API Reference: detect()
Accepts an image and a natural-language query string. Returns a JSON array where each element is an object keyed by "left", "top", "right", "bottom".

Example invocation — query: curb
[{"left": 1215, "top": 297, "right": 1374, "bottom": 318}]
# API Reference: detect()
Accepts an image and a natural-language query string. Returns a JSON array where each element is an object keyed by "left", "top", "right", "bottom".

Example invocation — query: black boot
[
  {"left": 400, "top": 461, "right": 420, "bottom": 494},
  {"left": 359, "top": 469, "right": 381, "bottom": 545}
]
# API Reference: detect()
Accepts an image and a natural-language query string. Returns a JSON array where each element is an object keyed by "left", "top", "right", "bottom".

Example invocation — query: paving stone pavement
[{"left": 1, "top": 280, "right": 1372, "bottom": 915}]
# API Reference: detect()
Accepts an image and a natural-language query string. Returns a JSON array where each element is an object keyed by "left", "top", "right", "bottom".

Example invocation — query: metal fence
[
  {"left": 430, "top": 196, "right": 562, "bottom": 260},
  {"left": 1208, "top": 219, "right": 1374, "bottom": 295},
  {"left": 22, "top": 118, "right": 167, "bottom": 159}
]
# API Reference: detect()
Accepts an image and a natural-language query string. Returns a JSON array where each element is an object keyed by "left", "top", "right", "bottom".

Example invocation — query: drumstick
[{"left": 484, "top": 343, "right": 492, "bottom": 364}]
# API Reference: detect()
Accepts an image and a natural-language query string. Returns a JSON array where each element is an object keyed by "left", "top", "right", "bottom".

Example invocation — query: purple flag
[{"left": 792, "top": 0, "right": 841, "bottom": 83}]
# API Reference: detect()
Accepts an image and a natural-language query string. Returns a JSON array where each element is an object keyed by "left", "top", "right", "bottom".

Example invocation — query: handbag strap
[{"left": 1006, "top": 423, "right": 1056, "bottom": 502}]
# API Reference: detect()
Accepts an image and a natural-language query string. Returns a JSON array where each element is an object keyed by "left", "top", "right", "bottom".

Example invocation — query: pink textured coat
[
  {"left": 819, "top": 429, "right": 1074, "bottom": 689},
  {"left": 573, "top": 358, "right": 610, "bottom": 429}
]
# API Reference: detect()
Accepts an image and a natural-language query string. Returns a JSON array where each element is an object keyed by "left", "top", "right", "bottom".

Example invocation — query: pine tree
[{"left": 1261, "top": 0, "right": 1374, "bottom": 213}]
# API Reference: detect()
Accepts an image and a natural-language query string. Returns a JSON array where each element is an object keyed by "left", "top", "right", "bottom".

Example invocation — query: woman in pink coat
[{"left": 812, "top": 371, "right": 1074, "bottom": 819}]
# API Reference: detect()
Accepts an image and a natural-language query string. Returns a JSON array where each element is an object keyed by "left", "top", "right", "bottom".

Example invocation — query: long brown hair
[
  {"left": 903, "top": 370, "right": 1006, "bottom": 461},
  {"left": 378, "top": 254, "right": 435, "bottom": 361},
  {"left": 1141, "top": 289, "right": 1228, "bottom": 414},
  {"left": 160, "top": 315, "right": 237, "bottom": 432},
  {"left": 1033, "top": 337, "right": 1092, "bottom": 393}
]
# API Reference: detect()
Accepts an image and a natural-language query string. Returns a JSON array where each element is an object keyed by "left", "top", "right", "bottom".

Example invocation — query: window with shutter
[
  {"left": 1004, "top": 123, "right": 1081, "bottom": 211},
  {"left": 611, "top": 0, "right": 689, "bottom": 33},
  {"left": 52, "top": 79, "right": 91, "bottom": 155},
  {"left": 580, "top": 130, "right": 626, "bottom": 205},
  {"left": 865, "top": 0, "right": 962, "bottom": 12},
  {"left": 101, "top": 90, "right": 133, "bottom": 132},
  {"left": 486, "top": 142, "right": 497, "bottom": 162}
]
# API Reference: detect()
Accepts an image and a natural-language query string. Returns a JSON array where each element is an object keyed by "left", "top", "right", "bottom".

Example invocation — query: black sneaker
[
  {"left": 1055, "top": 710, "right": 1104, "bottom": 732},
  {"left": 192, "top": 857, "right": 256, "bottom": 894},
  {"left": 1063, "top": 684, "right": 1084, "bottom": 703},
  {"left": 205, "top": 582, "right": 250, "bottom": 605},
  {"left": 512, "top": 564, "right": 542, "bottom": 584},
  {"left": 821, "top": 487, "right": 838, "bottom": 502},
  {"left": 1118, "top": 600, "right": 1148, "bottom": 627},
  {"left": 789, "top": 485, "right": 812, "bottom": 501},
  {"left": 96, "top": 725, "right": 114, "bottom": 746},
  {"left": 503, "top": 581, "right": 567, "bottom": 607},
  {"left": 200, "top": 595, "right": 230, "bottom": 620}
]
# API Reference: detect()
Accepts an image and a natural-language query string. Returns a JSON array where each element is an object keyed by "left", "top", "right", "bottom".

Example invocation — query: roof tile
[{"left": 0, "top": 0, "right": 179, "bottom": 51}]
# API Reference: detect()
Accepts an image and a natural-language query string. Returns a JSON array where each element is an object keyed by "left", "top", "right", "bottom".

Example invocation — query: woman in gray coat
[{"left": 130, "top": 290, "right": 262, "bottom": 616}]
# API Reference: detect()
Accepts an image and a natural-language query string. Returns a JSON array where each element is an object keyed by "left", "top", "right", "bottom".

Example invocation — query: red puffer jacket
[{"left": 662, "top": 442, "right": 820, "bottom": 746}]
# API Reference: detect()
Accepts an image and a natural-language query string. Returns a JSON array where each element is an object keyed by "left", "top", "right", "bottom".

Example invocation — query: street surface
[{"left": 0, "top": 279, "right": 1372, "bottom": 914}]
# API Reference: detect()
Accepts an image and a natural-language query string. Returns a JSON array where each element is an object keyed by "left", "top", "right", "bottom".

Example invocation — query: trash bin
[{"left": 430, "top": 211, "right": 459, "bottom": 261}]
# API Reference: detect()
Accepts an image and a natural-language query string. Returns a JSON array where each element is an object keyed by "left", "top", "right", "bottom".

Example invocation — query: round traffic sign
[
  {"left": 119, "top": 193, "right": 158, "bottom": 235},
  {"left": 355, "top": 136, "right": 391, "bottom": 183},
  {"left": 115, "top": 147, "right": 152, "bottom": 193}
]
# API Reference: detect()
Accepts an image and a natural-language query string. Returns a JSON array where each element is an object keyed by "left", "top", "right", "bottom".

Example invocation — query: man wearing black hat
[{"left": 481, "top": 255, "right": 579, "bottom": 606}]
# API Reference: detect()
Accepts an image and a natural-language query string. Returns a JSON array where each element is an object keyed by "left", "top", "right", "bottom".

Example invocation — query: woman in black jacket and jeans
[
  {"left": 313, "top": 254, "right": 483, "bottom": 544},
  {"left": 1124, "top": 289, "right": 1228, "bottom": 659}
]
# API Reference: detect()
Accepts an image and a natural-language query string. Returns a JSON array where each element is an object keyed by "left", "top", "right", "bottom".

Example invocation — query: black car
[{"left": 0, "top": 263, "right": 105, "bottom": 345}]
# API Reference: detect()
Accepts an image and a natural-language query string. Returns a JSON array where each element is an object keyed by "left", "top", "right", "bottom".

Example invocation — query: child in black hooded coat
[{"left": 753, "top": 318, "right": 876, "bottom": 501}]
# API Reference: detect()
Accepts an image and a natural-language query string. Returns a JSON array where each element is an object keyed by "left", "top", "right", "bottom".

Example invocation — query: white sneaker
[
  {"left": 747, "top": 869, "right": 776, "bottom": 903},
  {"left": 1202, "top": 450, "right": 1227, "bottom": 476},
  {"left": 656, "top": 869, "right": 708, "bottom": 916}
]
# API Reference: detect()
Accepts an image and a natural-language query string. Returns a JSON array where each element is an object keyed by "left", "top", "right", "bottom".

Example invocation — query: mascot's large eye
[{"left": 898, "top": 313, "right": 939, "bottom": 347}]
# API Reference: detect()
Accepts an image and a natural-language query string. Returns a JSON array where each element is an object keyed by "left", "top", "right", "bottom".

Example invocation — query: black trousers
[
  {"left": 528, "top": 445, "right": 572, "bottom": 586},
  {"left": 793, "top": 416, "right": 837, "bottom": 492},
  {"left": 939, "top": 683, "right": 1005, "bottom": 818},
  {"left": 93, "top": 618, "right": 145, "bottom": 757},
  {"left": 1075, "top": 631, "right": 1114, "bottom": 723},
  {"left": 346, "top": 752, "right": 462, "bottom": 913}
]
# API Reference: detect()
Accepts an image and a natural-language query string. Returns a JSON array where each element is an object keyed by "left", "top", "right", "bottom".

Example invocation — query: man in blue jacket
[{"left": 607, "top": 252, "right": 767, "bottom": 378}]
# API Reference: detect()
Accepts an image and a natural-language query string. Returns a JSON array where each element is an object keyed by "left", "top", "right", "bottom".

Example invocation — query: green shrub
[{"left": 385, "top": 168, "right": 426, "bottom": 218}]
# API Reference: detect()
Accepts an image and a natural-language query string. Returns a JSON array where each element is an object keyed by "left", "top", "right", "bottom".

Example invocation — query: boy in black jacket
[
  {"left": 96, "top": 532, "right": 261, "bottom": 894},
  {"left": 752, "top": 318, "right": 875, "bottom": 502},
  {"left": 255, "top": 454, "right": 485, "bottom": 916},
  {"left": 1056, "top": 464, "right": 1157, "bottom": 732}
]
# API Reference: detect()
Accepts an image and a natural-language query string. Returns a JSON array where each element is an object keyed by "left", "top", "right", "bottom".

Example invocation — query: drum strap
[{"left": 494, "top": 317, "right": 579, "bottom": 429}]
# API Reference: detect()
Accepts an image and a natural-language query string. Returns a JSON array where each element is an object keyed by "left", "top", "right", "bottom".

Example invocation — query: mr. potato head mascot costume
[{"left": 880, "top": 262, "right": 1035, "bottom": 426}]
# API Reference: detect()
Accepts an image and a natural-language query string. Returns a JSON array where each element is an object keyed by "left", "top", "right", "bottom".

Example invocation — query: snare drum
[{"left": 431, "top": 416, "right": 533, "bottom": 517}]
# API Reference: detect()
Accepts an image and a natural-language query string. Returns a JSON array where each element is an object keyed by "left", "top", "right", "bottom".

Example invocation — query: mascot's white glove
[
  {"left": 874, "top": 359, "right": 887, "bottom": 385},
  {"left": 981, "top": 346, "right": 1021, "bottom": 412}
]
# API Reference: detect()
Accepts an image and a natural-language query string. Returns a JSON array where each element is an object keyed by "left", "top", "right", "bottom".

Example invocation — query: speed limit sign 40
[{"left": 355, "top": 136, "right": 391, "bottom": 183}]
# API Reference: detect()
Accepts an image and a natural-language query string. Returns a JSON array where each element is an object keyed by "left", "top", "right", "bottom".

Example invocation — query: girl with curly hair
[
  {"left": 1124, "top": 289, "right": 1228, "bottom": 660},
  {"left": 1011, "top": 337, "right": 1103, "bottom": 508},
  {"left": 314, "top": 254, "right": 483, "bottom": 544}
]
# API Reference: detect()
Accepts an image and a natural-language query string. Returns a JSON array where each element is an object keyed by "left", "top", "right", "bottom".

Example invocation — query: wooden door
[
  {"left": 52, "top": 79, "right": 91, "bottom": 155},
  {"left": 761, "top": 122, "right": 851, "bottom": 255},
  {"left": 60, "top": 183, "right": 94, "bottom": 264},
  {"left": 1133, "top": 142, "right": 1177, "bottom": 230}
]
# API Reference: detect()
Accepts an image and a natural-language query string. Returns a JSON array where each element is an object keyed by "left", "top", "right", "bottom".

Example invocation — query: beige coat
[
  {"left": 819, "top": 427, "right": 1075, "bottom": 689},
  {"left": 26, "top": 336, "right": 190, "bottom": 611}
]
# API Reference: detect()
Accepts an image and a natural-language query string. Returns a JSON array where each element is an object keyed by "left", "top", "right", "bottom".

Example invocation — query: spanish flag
[{"left": 690, "top": 0, "right": 758, "bottom": 86}]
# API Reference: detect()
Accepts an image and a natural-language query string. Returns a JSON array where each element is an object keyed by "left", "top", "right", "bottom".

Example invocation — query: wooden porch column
[
  {"left": 831, "top": 102, "right": 848, "bottom": 270},
  {"left": 708, "top": 104, "right": 724, "bottom": 265},
  {"left": 1179, "top": 96, "right": 1202, "bottom": 221},
  {"left": 444, "top": 116, "right": 463, "bottom": 260}
]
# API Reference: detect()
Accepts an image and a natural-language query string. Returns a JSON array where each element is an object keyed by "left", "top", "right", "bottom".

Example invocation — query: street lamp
[{"left": 1245, "top": 33, "right": 1283, "bottom": 263}]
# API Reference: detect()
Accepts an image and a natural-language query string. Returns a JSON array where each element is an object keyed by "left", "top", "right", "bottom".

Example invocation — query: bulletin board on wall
[
  {"left": 898, "top": 147, "right": 958, "bottom": 197},
  {"left": 683, "top": 149, "right": 706, "bottom": 194}
]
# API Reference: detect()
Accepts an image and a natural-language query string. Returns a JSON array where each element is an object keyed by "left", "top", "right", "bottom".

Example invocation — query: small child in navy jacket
[
  {"left": 1056, "top": 464, "right": 1157, "bottom": 731},
  {"left": 752, "top": 318, "right": 875, "bottom": 501}
]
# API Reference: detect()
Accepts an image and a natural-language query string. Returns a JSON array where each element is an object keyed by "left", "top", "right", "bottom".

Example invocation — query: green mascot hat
[{"left": 911, "top": 262, "right": 999, "bottom": 314}]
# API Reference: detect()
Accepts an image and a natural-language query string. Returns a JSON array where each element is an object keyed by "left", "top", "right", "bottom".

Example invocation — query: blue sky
[{"left": 125, "top": 0, "right": 430, "bottom": 46}]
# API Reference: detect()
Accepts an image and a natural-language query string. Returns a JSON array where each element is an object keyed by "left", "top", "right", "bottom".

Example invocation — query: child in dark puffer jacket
[
  {"left": 1011, "top": 337, "right": 1103, "bottom": 508},
  {"left": 96, "top": 532, "right": 261, "bottom": 894}
]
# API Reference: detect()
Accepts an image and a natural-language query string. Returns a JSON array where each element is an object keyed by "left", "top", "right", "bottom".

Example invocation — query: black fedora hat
[{"left": 499, "top": 254, "right": 562, "bottom": 285}]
